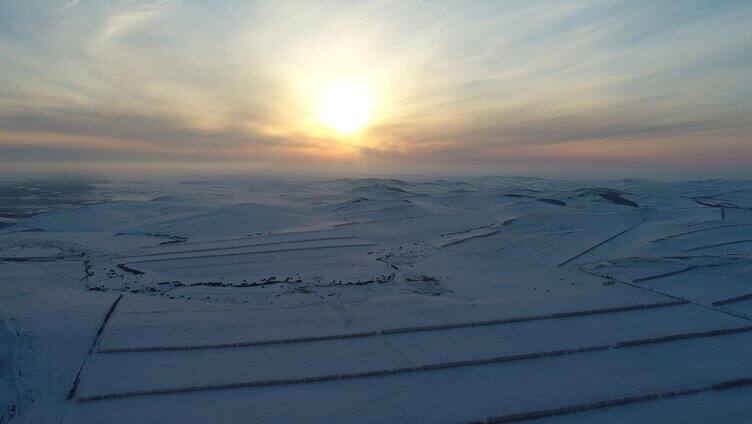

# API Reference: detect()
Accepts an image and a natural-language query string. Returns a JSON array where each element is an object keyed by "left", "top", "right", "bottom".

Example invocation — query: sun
[{"left": 318, "top": 82, "right": 372, "bottom": 135}]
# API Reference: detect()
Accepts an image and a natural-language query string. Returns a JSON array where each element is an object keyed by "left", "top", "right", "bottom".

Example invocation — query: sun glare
[{"left": 318, "top": 82, "right": 372, "bottom": 135}]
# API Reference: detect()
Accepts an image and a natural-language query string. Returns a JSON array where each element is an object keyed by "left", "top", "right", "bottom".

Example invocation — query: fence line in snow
[
  {"left": 67, "top": 294, "right": 123, "bottom": 400},
  {"left": 473, "top": 376, "right": 752, "bottom": 423},
  {"left": 98, "top": 300, "right": 687, "bottom": 354},
  {"left": 713, "top": 292, "right": 752, "bottom": 307},
  {"left": 78, "top": 324, "right": 752, "bottom": 402}
]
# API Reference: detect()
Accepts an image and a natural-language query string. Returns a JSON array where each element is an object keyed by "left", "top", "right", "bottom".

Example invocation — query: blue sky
[{"left": 1, "top": 0, "right": 750, "bottom": 178}]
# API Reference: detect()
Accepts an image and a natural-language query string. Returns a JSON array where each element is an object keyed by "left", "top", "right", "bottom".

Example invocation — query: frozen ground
[{"left": 1, "top": 175, "right": 752, "bottom": 423}]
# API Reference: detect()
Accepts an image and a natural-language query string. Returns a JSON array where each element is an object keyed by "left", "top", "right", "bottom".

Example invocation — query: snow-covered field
[{"left": 2, "top": 176, "right": 752, "bottom": 423}]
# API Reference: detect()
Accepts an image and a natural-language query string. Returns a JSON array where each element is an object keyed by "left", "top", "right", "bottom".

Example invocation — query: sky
[{"left": 1, "top": 0, "right": 751, "bottom": 179}]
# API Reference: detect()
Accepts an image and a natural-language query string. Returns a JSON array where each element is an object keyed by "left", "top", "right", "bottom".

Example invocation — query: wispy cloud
[
  {"left": 93, "top": 1, "right": 174, "bottom": 46},
  {"left": 59, "top": 0, "right": 83, "bottom": 12}
]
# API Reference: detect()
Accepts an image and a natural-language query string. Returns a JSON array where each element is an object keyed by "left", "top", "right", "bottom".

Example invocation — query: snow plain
[{"left": 1, "top": 176, "right": 752, "bottom": 423}]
